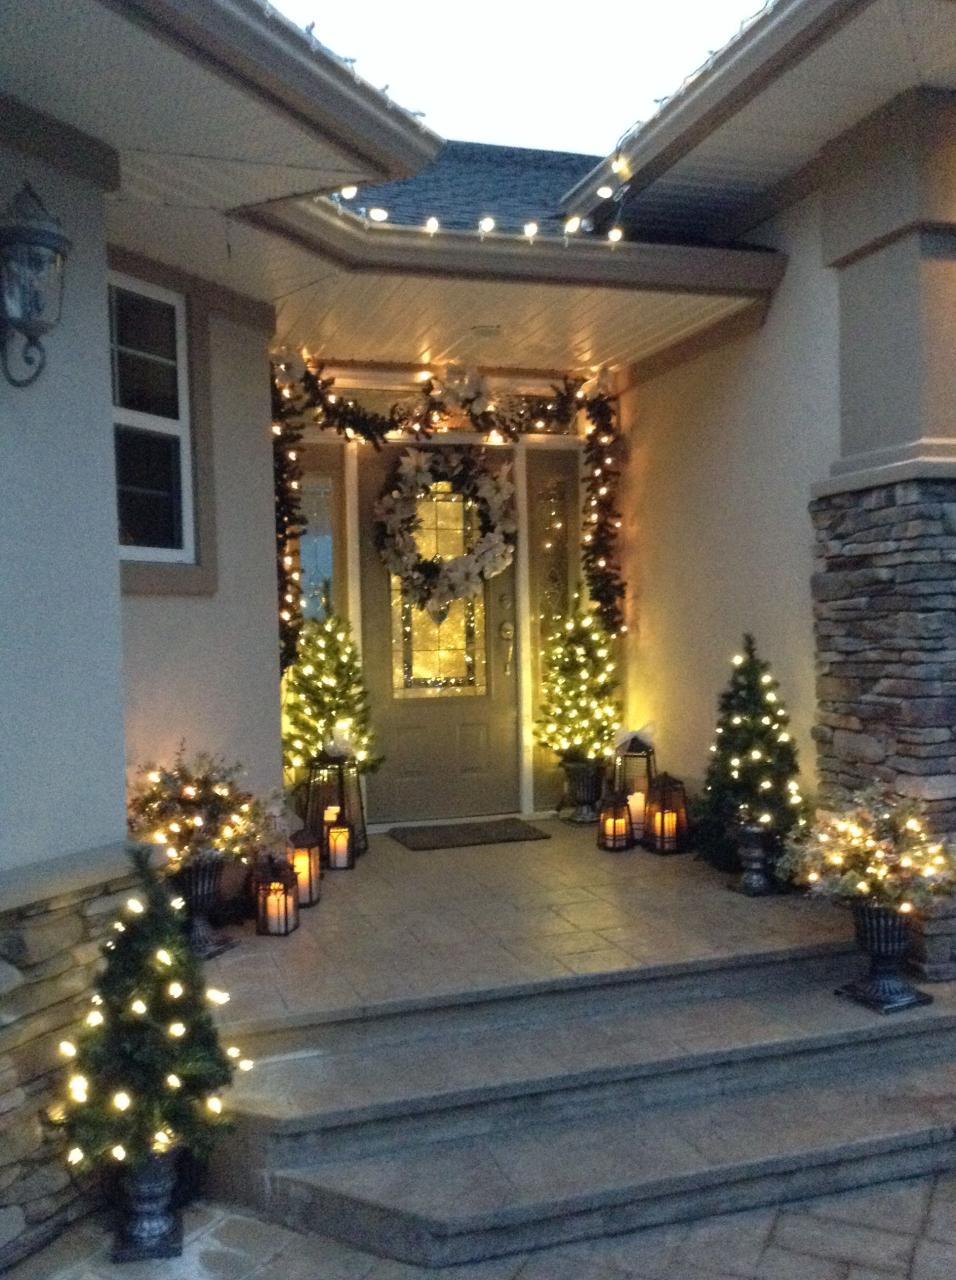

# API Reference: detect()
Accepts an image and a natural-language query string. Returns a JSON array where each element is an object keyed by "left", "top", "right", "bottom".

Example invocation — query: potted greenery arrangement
[
  {"left": 53, "top": 849, "right": 252, "bottom": 1260},
  {"left": 127, "top": 749, "right": 268, "bottom": 958},
  {"left": 779, "top": 786, "right": 956, "bottom": 1013},
  {"left": 536, "top": 606, "right": 621, "bottom": 821}
]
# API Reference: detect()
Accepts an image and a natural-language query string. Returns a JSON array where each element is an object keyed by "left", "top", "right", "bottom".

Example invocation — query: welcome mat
[{"left": 387, "top": 818, "right": 550, "bottom": 852}]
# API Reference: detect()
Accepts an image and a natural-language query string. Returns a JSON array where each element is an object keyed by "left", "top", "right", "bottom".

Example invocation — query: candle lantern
[
  {"left": 643, "top": 773, "right": 690, "bottom": 855},
  {"left": 288, "top": 828, "right": 322, "bottom": 907},
  {"left": 326, "top": 820, "right": 355, "bottom": 870},
  {"left": 613, "top": 734, "right": 656, "bottom": 840},
  {"left": 253, "top": 856, "right": 300, "bottom": 935},
  {"left": 303, "top": 754, "right": 368, "bottom": 857},
  {"left": 597, "top": 793, "right": 635, "bottom": 851}
]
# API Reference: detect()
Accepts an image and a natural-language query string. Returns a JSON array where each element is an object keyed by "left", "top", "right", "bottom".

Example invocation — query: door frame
[{"left": 309, "top": 430, "right": 582, "bottom": 817}]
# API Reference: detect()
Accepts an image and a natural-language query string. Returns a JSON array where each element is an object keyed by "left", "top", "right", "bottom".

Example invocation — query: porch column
[{"left": 810, "top": 92, "right": 956, "bottom": 832}]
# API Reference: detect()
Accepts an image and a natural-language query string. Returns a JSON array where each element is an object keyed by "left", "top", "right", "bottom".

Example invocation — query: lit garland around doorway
[{"left": 271, "top": 361, "right": 627, "bottom": 636}]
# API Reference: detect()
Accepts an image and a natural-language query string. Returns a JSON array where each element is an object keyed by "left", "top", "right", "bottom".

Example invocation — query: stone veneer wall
[
  {"left": 810, "top": 478, "right": 956, "bottom": 979},
  {"left": 0, "top": 871, "right": 136, "bottom": 1268}
]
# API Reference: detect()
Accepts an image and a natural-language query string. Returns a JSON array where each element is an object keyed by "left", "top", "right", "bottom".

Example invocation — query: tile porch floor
[
  {"left": 208, "top": 819, "right": 849, "bottom": 1031},
  {"left": 13, "top": 1173, "right": 956, "bottom": 1279}
]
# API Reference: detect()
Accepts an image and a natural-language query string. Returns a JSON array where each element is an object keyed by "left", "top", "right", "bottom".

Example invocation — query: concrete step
[
  {"left": 225, "top": 964, "right": 956, "bottom": 1172},
  {"left": 263, "top": 1060, "right": 956, "bottom": 1266},
  {"left": 227, "top": 938, "right": 856, "bottom": 1059}
]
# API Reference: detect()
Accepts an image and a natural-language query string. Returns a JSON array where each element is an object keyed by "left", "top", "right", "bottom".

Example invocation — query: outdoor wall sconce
[{"left": 0, "top": 184, "right": 71, "bottom": 388}]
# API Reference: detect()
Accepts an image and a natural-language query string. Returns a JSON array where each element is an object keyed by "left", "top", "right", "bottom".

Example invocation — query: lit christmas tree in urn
[{"left": 695, "top": 634, "right": 806, "bottom": 871}]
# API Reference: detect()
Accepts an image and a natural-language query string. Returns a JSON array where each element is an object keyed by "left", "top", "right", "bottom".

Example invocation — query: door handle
[{"left": 499, "top": 621, "right": 515, "bottom": 675}]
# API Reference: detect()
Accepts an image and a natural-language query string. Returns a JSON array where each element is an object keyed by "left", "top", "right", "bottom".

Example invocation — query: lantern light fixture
[
  {"left": 289, "top": 827, "right": 322, "bottom": 907},
  {"left": 644, "top": 773, "right": 690, "bottom": 855},
  {"left": 253, "top": 856, "right": 300, "bottom": 936},
  {"left": 0, "top": 184, "right": 71, "bottom": 387},
  {"left": 597, "top": 792, "right": 635, "bottom": 852}
]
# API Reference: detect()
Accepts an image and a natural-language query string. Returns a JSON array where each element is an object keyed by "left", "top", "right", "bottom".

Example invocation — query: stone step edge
[
  {"left": 221, "top": 939, "right": 855, "bottom": 1043},
  {"left": 233, "top": 1006, "right": 956, "bottom": 1137},
  {"left": 271, "top": 1124, "right": 956, "bottom": 1261}
]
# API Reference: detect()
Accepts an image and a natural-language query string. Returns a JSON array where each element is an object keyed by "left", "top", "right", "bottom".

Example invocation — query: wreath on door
[{"left": 374, "top": 447, "right": 517, "bottom": 621}]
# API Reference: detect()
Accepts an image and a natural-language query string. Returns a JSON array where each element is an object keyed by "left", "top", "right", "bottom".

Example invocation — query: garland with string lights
[
  {"left": 52, "top": 848, "right": 251, "bottom": 1175},
  {"left": 272, "top": 372, "right": 306, "bottom": 670},
  {"left": 271, "top": 360, "right": 627, "bottom": 633}
]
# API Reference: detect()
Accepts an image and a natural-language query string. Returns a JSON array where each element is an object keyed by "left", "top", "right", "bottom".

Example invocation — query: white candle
[
  {"left": 292, "top": 850, "right": 311, "bottom": 904},
  {"left": 323, "top": 806, "right": 340, "bottom": 824},
  {"left": 654, "top": 810, "right": 678, "bottom": 849},
  {"left": 627, "top": 791, "right": 645, "bottom": 837},
  {"left": 603, "top": 815, "right": 628, "bottom": 841},
  {"left": 328, "top": 826, "right": 352, "bottom": 869}
]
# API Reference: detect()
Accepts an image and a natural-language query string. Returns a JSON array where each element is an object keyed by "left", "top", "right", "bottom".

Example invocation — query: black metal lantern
[
  {"left": 288, "top": 828, "right": 322, "bottom": 907},
  {"left": 326, "top": 819, "right": 355, "bottom": 870},
  {"left": 253, "top": 856, "right": 300, "bottom": 935},
  {"left": 597, "top": 792, "right": 635, "bottom": 851},
  {"left": 644, "top": 773, "right": 690, "bottom": 854},
  {"left": 0, "top": 184, "right": 71, "bottom": 387},
  {"left": 613, "top": 734, "right": 656, "bottom": 840},
  {"left": 302, "top": 753, "right": 368, "bottom": 857}
]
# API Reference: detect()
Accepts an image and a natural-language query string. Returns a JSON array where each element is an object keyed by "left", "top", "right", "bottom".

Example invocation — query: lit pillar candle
[
  {"left": 328, "top": 825, "right": 353, "bottom": 869},
  {"left": 655, "top": 810, "right": 677, "bottom": 849},
  {"left": 603, "top": 815, "right": 629, "bottom": 841},
  {"left": 627, "top": 791, "right": 645, "bottom": 837},
  {"left": 265, "top": 883, "right": 287, "bottom": 933}
]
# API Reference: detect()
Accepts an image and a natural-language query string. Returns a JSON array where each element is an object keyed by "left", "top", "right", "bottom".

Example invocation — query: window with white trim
[{"left": 109, "top": 273, "right": 194, "bottom": 562}]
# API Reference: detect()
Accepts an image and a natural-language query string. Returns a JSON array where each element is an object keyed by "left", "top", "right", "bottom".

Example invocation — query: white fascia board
[
  {"left": 560, "top": 0, "right": 878, "bottom": 217},
  {"left": 241, "top": 200, "right": 786, "bottom": 299},
  {"left": 99, "top": 0, "right": 442, "bottom": 182}
]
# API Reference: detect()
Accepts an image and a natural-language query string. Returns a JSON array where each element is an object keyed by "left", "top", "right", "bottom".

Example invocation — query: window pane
[
  {"left": 115, "top": 426, "right": 182, "bottom": 549},
  {"left": 114, "top": 349, "right": 179, "bottom": 419},
  {"left": 113, "top": 287, "right": 177, "bottom": 360}
]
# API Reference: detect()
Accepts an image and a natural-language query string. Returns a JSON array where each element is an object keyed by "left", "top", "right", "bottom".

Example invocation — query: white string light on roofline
[{"left": 327, "top": 192, "right": 622, "bottom": 246}]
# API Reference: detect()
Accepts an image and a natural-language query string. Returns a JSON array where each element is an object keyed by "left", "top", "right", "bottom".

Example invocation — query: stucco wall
[
  {"left": 122, "top": 314, "right": 282, "bottom": 797},
  {"left": 619, "top": 196, "right": 840, "bottom": 795},
  {"left": 0, "top": 147, "right": 127, "bottom": 872}
]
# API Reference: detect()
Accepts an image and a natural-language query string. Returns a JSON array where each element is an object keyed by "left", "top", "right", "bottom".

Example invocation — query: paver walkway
[
  {"left": 10, "top": 1175, "right": 956, "bottom": 1279},
  {"left": 209, "top": 819, "right": 848, "bottom": 1030}
]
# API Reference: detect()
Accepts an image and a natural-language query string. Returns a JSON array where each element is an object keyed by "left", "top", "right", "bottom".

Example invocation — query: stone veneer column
[
  {"left": 811, "top": 479, "right": 956, "bottom": 822},
  {"left": 811, "top": 481, "right": 956, "bottom": 980},
  {"left": 0, "top": 872, "right": 136, "bottom": 1268}
]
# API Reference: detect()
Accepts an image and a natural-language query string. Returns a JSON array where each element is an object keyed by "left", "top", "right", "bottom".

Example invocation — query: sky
[{"left": 272, "top": 1, "right": 771, "bottom": 157}]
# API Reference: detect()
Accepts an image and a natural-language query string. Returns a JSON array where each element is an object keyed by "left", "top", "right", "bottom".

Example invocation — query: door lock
[{"left": 499, "top": 621, "right": 515, "bottom": 675}]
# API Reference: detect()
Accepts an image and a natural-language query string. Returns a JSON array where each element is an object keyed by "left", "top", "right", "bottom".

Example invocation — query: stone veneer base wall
[
  {"left": 0, "top": 871, "right": 136, "bottom": 1269},
  {"left": 811, "top": 478, "right": 956, "bottom": 980}
]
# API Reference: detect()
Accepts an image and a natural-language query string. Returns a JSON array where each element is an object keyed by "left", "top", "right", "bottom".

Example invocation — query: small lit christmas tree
[
  {"left": 54, "top": 849, "right": 251, "bottom": 1177},
  {"left": 283, "top": 610, "right": 379, "bottom": 775},
  {"left": 696, "top": 634, "right": 806, "bottom": 870},
  {"left": 536, "top": 606, "right": 622, "bottom": 763}
]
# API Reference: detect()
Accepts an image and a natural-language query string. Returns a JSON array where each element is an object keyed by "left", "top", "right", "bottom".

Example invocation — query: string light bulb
[
  {"left": 596, "top": 185, "right": 613, "bottom": 199},
  {"left": 368, "top": 207, "right": 388, "bottom": 223},
  {"left": 478, "top": 215, "right": 495, "bottom": 235},
  {"left": 564, "top": 215, "right": 581, "bottom": 235},
  {"left": 425, "top": 216, "right": 439, "bottom": 235},
  {"left": 608, "top": 227, "right": 624, "bottom": 243},
  {"left": 340, "top": 185, "right": 358, "bottom": 199},
  {"left": 523, "top": 221, "right": 538, "bottom": 241}
]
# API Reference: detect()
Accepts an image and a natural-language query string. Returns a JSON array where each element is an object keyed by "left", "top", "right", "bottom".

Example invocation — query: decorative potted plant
[
  {"left": 536, "top": 606, "right": 621, "bottom": 822},
  {"left": 127, "top": 749, "right": 268, "bottom": 958},
  {"left": 52, "top": 849, "right": 252, "bottom": 1260},
  {"left": 779, "top": 786, "right": 956, "bottom": 1013}
]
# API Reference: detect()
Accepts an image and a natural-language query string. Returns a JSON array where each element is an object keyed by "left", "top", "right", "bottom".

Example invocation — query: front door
[{"left": 358, "top": 444, "right": 520, "bottom": 823}]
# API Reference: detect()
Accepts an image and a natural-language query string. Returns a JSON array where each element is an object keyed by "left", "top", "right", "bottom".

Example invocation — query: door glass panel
[
  {"left": 391, "top": 482, "right": 487, "bottom": 698},
  {"left": 299, "top": 477, "right": 334, "bottom": 617}
]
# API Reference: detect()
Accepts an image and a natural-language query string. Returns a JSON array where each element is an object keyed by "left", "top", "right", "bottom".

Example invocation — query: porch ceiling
[
  {"left": 0, "top": 0, "right": 438, "bottom": 209},
  {"left": 107, "top": 198, "right": 777, "bottom": 372}
]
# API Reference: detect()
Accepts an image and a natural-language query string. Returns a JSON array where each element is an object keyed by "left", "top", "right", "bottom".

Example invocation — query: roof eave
[
  {"left": 97, "top": 0, "right": 442, "bottom": 183},
  {"left": 239, "top": 199, "right": 786, "bottom": 298},
  {"left": 559, "top": 0, "right": 877, "bottom": 218}
]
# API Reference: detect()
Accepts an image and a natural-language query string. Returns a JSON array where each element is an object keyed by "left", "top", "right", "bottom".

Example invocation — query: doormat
[{"left": 387, "top": 818, "right": 550, "bottom": 852}]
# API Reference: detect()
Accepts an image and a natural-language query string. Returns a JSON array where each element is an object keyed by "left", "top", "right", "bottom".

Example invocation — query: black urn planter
[
  {"left": 170, "top": 853, "right": 235, "bottom": 961},
  {"left": 734, "top": 823, "right": 775, "bottom": 896},
  {"left": 560, "top": 759, "right": 605, "bottom": 824},
  {"left": 112, "top": 1152, "right": 182, "bottom": 1263},
  {"left": 837, "top": 904, "right": 933, "bottom": 1015}
]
